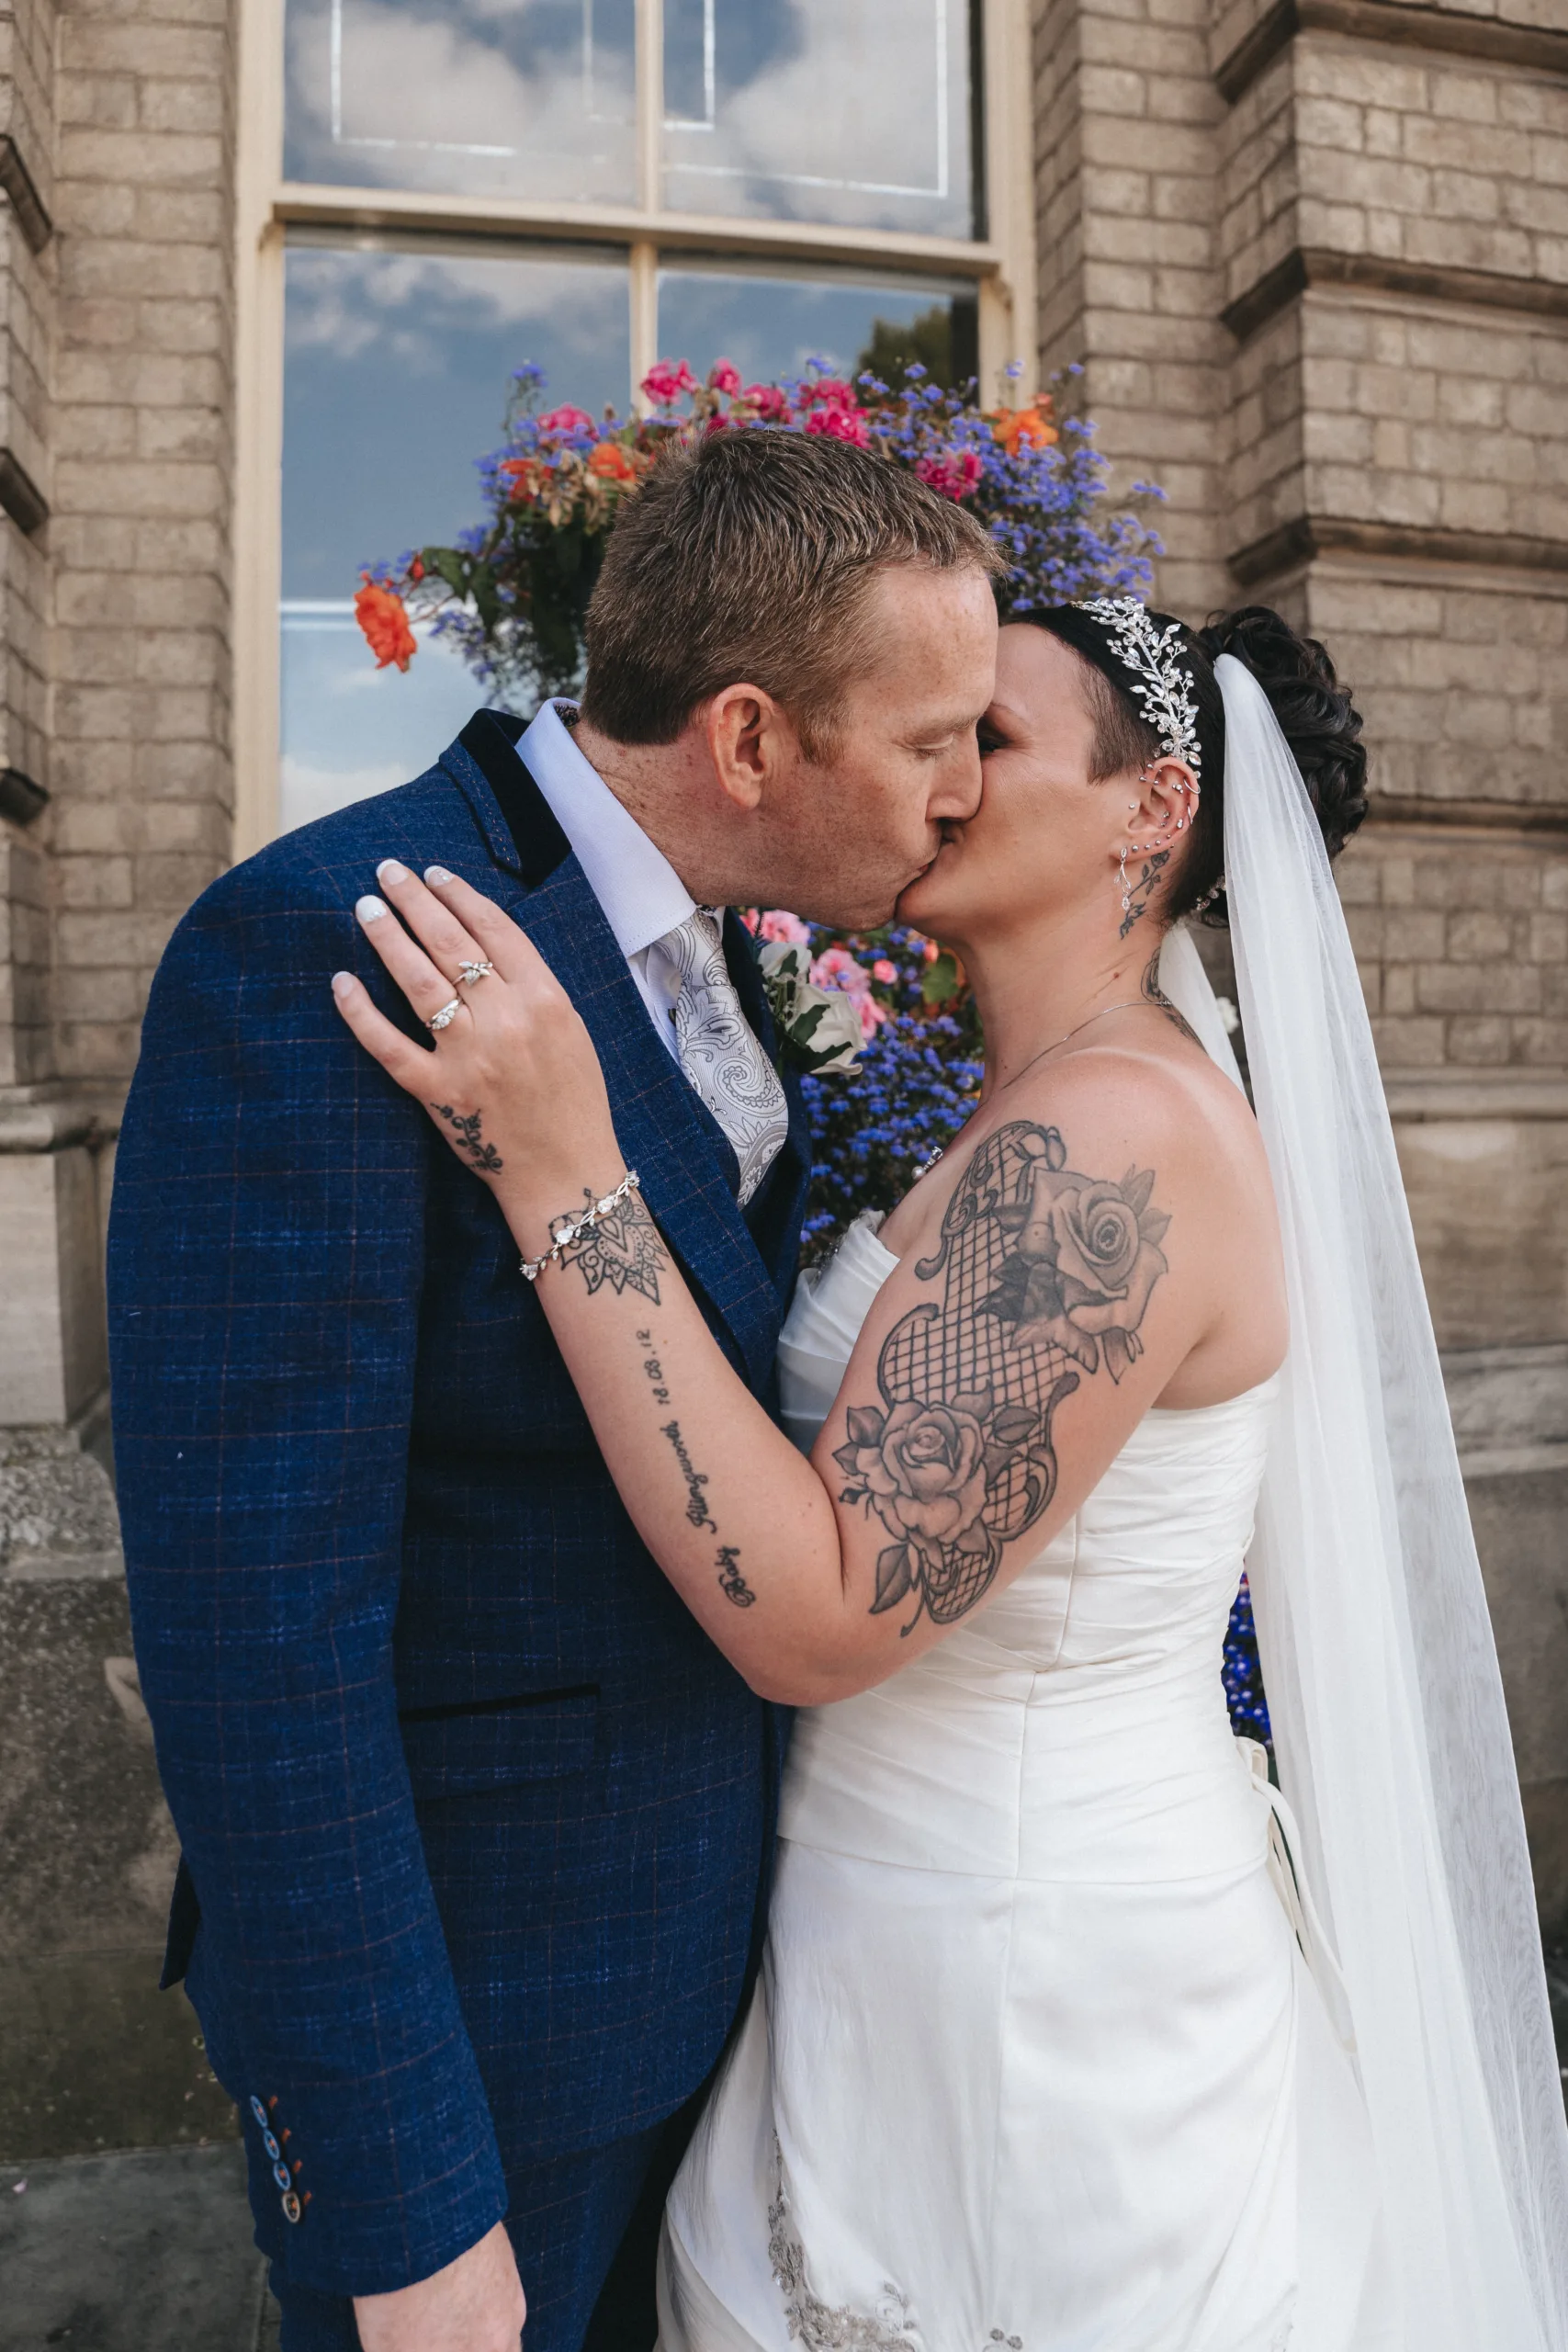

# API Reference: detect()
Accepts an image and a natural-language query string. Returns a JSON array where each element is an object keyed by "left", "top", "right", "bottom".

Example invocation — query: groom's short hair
[{"left": 580, "top": 426, "right": 1002, "bottom": 756}]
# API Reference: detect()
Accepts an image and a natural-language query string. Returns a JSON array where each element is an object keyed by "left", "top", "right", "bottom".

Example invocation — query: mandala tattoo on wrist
[
  {"left": 836, "top": 1120, "right": 1170, "bottom": 1636},
  {"left": 555, "top": 1185, "right": 669, "bottom": 1304},
  {"left": 431, "top": 1103, "right": 503, "bottom": 1174}
]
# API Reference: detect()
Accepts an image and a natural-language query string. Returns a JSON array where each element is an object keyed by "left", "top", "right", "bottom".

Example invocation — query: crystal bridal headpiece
[{"left": 1076, "top": 595, "right": 1203, "bottom": 783}]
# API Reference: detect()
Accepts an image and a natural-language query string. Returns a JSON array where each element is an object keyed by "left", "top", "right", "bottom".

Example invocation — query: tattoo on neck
[
  {"left": 836, "top": 1119, "right": 1171, "bottom": 1637},
  {"left": 554, "top": 1186, "right": 668, "bottom": 1304},
  {"left": 660, "top": 1419, "right": 717, "bottom": 1533},
  {"left": 431, "top": 1103, "right": 503, "bottom": 1174},
  {"left": 1119, "top": 850, "right": 1169, "bottom": 940},
  {"left": 716, "top": 1544, "right": 757, "bottom": 1608},
  {"left": 1140, "top": 950, "right": 1201, "bottom": 1046}
]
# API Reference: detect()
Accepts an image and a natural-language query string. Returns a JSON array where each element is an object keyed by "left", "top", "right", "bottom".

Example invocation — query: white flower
[{"left": 758, "top": 940, "right": 865, "bottom": 1076}]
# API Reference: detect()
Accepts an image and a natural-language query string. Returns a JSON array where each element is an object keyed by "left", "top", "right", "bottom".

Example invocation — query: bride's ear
[{"left": 1117, "top": 757, "right": 1200, "bottom": 862}]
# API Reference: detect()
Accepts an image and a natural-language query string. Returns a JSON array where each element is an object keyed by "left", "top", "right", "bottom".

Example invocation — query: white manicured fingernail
[
  {"left": 376, "top": 859, "right": 408, "bottom": 885},
  {"left": 331, "top": 971, "right": 355, "bottom": 999},
  {"left": 424, "top": 864, "right": 454, "bottom": 885},
  {"left": 355, "top": 894, "right": 388, "bottom": 925}
]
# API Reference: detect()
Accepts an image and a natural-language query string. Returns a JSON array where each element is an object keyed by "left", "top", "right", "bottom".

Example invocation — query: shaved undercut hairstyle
[{"left": 580, "top": 425, "right": 1004, "bottom": 758}]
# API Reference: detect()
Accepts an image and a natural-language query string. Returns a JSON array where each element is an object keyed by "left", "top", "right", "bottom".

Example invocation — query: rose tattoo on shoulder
[
  {"left": 836, "top": 1120, "right": 1171, "bottom": 1635},
  {"left": 984, "top": 1126, "right": 1169, "bottom": 1385}
]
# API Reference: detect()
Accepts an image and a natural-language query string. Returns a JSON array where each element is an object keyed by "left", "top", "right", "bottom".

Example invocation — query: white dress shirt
[{"left": 517, "top": 697, "right": 698, "bottom": 1058}]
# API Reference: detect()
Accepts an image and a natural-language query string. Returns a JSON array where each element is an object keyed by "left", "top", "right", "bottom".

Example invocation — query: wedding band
[
  {"left": 426, "top": 997, "right": 462, "bottom": 1033},
  {"left": 457, "top": 960, "right": 494, "bottom": 987}
]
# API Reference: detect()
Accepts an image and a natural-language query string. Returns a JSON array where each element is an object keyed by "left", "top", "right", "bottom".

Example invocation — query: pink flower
[
  {"left": 800, "top": 378, "right": 858, "bottom": 413},
  {"left": 708, "top": 358, "right": 742, "bottom": 396},
  {"left": 809, "top": 945, "right": 869, "bottom": 993},
  {"left": 915, "top": 450, "right": 984, "bottom": 501},
  {"left": 536, "top": 404, "right": 595, "bottom": 440},
  {"left": 742, "top": 384, "right": 791, "bottom": 423},
  {"left": 806, "top": 406, "right": 871, "bottom": 447},
  {"left": 641, "top": 358, "right": 699, "bottom": 408},
  {"left": 758, "top": 909, "right": 812, "bottom": 946},
  {"left": 872, "top": 958, "right": 897, "bottom": 984}
]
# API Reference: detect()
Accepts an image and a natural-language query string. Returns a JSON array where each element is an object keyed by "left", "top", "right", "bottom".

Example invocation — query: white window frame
[{"left": 231, "top": 0, "right": 1038, "bottom": 856}]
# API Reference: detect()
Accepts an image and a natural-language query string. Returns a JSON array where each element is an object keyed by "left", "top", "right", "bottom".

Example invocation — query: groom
[{"left": 107, "top": 427, "right": 999, "bottom": 2352}]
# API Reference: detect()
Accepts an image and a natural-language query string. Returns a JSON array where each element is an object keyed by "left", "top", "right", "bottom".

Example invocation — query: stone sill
[
  {"left": 1383, "top": 1071, "right": 1568, "bottom": 1122},
  {"left": 0, "top": 1084, "right": 126, "bottom": 1155}
]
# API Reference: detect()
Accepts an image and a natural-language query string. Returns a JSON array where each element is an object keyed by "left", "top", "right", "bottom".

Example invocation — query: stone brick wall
[
  {"left": 50, "top": 0, "right": 235, "bottom": 1085},
  {"left": 1032, "top": 0, "right": 1235, "bottom": 618}
]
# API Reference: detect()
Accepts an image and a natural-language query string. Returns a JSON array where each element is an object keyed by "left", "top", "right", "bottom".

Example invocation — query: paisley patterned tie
[{"left": 647, "top": 910, "right": 790, "bottom": 1207}]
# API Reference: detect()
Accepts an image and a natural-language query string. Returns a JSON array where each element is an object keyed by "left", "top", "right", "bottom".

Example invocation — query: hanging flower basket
[{"left": 355, "top": 356, "right": 1164, "bottom": 704}]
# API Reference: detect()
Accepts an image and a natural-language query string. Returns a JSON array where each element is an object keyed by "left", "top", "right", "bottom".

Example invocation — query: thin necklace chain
[{"left": 914, "top": 996, "right": 1148, "bottom": 1182}]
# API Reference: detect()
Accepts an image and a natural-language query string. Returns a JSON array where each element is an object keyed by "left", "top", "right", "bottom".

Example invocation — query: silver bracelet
[{"left": 519, "top": 1169, "right": 640, "bottom": 1284}]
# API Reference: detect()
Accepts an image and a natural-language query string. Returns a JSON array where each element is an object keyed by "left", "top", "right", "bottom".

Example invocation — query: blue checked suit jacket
[{"left": 107, "top": 711, "right": 811, "bottom": 2297}]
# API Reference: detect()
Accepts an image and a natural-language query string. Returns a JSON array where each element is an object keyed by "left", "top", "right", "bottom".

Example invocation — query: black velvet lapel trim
[{"left": 457, "top": 708, "right": 570, "bottom": 886}]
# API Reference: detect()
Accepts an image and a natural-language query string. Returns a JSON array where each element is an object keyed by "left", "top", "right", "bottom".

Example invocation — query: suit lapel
[{"left": 444, "top": 715, "right": 784, "bottom": 1391}]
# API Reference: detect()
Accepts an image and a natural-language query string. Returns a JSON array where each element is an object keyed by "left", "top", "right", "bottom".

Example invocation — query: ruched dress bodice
[
  {"left": 660, "top": 1215, "right": 1382, "bottom": 2352},
  {"left": 779, "top": 1216, "right": 1275, "bottom": 1891}
]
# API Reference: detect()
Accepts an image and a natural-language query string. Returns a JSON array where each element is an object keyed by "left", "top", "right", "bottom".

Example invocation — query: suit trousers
[{"left": 259, "top": 2107, "right": 694, "bottom": 2352}]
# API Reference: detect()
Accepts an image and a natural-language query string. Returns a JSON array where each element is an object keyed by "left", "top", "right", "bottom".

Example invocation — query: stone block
[
  {"left": 0, "top": 1153, "right": 108, "bottom": 1427},
  {"left": 1397, "top": 1114, "right": 1568, "bottom": 1347}
]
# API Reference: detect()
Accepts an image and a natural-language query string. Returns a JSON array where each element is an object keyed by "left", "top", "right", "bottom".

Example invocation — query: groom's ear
[{"left": 704, "top": 684, "right": 796, "bottom": 814}]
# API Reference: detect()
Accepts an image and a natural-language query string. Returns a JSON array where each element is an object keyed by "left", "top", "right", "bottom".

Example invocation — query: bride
[{"left": 333, "top": 599, "right": 1568, "bottom": 2350}]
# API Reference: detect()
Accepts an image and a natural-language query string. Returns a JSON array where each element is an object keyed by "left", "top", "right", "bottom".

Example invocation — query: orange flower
[
  {"left": 992, "top": 399, "right": 1058, "bottom": 457},
  {"left": 588, "top": 440, "right": 642, "bottom": 484},
  {"left": 499, "top": 455, "right": 549, "bottom": 503},
  {"left": 355, "top": 578, "right": 417, "bottom": 673}
]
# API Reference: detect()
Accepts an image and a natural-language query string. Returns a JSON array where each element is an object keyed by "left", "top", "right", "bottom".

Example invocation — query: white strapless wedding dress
[{"left": 657, "top": 1213, "right": 1391, "bottom": 2352}]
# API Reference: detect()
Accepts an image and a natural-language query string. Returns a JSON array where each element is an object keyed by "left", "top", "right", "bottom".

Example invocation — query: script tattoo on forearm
[
  {"left": 1140, "top": 949, "right": 1201, "bottom": 1046},
  {"left": 637, "top": 1329, "right": 757, "bottom": 1607},
  {"left": 1119, "top": 849, "right": 1169, "bottom": 939},
  {"left": 835, "top": 1120, "right": 1170, "bottom": 1637},
  {"left": 431, "top": 1102, "right": 503, "bottom": 1173},
  {"left": 552, "top": 1186, "right": 669, "bottom": 1304}
]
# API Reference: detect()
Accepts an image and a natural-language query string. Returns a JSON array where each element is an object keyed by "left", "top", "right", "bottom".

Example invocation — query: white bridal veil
[{"left": 1162, "top": 657, "right": 1568, "bottom": 2349}]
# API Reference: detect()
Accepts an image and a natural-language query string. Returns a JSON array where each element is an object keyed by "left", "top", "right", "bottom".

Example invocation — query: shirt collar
[{"left": 517, "top": 698, "right": 696, "bottom": 958}]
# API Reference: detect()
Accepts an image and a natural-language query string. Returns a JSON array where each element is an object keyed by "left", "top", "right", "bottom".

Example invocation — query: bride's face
[{"left": 897, "top": 623, "right": 1119, "bottom": 947}]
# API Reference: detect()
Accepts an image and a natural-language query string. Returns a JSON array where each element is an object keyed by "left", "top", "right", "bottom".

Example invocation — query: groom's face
[{"left": 759, "top": 562, "right": 997, "bottom": 930}]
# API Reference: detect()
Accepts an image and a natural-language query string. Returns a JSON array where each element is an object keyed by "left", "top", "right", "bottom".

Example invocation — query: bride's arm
[{"left": 333, "top": 865, "right": 1219, "bottom": 1705}]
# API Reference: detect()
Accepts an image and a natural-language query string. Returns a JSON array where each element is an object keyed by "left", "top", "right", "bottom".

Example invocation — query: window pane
[
  {"left": 656, "top": 262, "right": 978, "bottom": 394},
  {"left": 284, "top": 0, "right": 637, "bottom": 203},
  {"left": 663, "top": 0, "right": 977, "bottom": 238},
  {"left": 280, "top": 241, "right": 630, "bottom": 834}
]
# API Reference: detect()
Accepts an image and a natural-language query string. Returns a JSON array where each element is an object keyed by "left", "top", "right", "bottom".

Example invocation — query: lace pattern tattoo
[{"left": 836, "top": 1121, "right": 1169, "bottom": 1635}]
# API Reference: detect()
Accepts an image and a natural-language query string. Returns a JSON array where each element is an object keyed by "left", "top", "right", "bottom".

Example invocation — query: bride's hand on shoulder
[{"left": 331, "top": 859, "right": 623, "bottom": 1245}]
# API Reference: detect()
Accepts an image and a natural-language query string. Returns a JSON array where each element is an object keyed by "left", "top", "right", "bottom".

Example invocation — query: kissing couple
[{"left": 110, "top": 428, "right": 1568, "bottom": 2352}]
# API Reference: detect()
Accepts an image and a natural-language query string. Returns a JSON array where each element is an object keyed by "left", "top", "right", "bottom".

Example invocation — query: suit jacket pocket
[{"left": 398, "top": 1684, "right": 600, "bottom": 1797}]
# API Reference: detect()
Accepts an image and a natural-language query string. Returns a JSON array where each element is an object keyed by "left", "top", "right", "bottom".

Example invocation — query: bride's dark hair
[{"left": 1028, "top": 603, "right": 1370, "bottom": 926}]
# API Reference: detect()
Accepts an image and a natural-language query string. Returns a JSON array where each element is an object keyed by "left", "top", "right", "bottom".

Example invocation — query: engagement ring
[
  {"left": 426, "top": 997, "right": 462, "bottom": 1033},
  {"left": 457, "top": 960, "right": 495, "bottom": 987}
]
